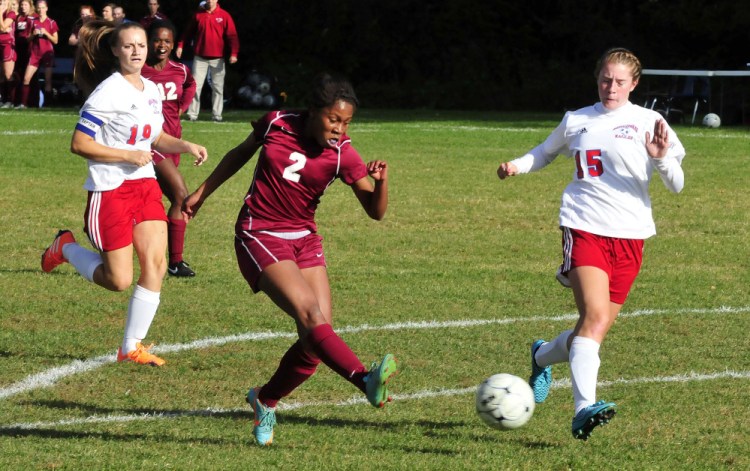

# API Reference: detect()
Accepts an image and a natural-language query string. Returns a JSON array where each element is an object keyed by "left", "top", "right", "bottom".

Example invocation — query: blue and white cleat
[
  {"left": 365, "top": 354, "right": 398, "bottom": 408},
  {"left": 246, "top": 387, "right": 276, "bottom": 446},
  {"left": 529, "top": 340, "right": 552, "bottom": 403},
  {"left": 572, "top": 400, "right": 617, "bottom": 440}
]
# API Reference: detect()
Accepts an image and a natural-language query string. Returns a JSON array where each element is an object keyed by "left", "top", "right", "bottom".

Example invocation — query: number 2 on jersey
[
  {"left": 575, "top": 149, "right": 604, "bottom": 179},
  {"left": 283, "top": 152, "right": 307, "bottom": 182},
  {"left": 127, "top": 124, "right": 152, "bottom": 145}
]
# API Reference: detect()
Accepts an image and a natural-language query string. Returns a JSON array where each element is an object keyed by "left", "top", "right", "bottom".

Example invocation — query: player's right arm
[
  {"left": 71, "top": 130, "right": 153, "bottom": 166},
  {"left": 182, "top": 132, "right": 262, "bottom": 219}
]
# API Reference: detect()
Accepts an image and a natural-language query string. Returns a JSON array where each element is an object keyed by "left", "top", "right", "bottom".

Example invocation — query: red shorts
[
  {"left": 84, "top": 178, "right": 168, "bottom": 252},
  {"left": 1, "top": 43, "right": 17, "bottom": 63},
  {"left": 152, "top": 149, "right": 180, "bottom": 166},
  {"left": 29, "top": 50, "right": 54, "bottom": 68},
  {"left": 560, "top": 227, "right": 644, "bottom": 304},
  {"left": 235, "top": 231, "right": 327, "bottom": 292}
]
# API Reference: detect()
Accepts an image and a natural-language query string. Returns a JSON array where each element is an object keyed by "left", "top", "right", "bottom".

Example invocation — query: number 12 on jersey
[{"left": 575, "top": 149, "right": 604, "bottom": 179}]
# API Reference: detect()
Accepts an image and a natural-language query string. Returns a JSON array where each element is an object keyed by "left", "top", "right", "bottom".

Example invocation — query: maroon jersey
[
  {"left": 236, "top": 111, "right": 369, "bottom": 233},
  {"left": 29, "top": 16, "right": 57, "bottom": 56},
  {"left": 15, "top": 13, "right": 34, "bottom": 40},
  {"left": 142, "top": 60, "right": 196, "bottom": 138},
  {"left": 0, "top": 10, "right": 16, "bottom": 46}
]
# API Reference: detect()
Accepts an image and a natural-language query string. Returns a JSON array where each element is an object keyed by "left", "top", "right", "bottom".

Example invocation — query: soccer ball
[
  {"left": 702, "top": 113, "right": 721, "bottom": 128},
  {"left": 475, "top": 373, "right": 535, "bottom": 430},
  {"left": 257, "top": 80, "right": 271, "bottom": 94}
]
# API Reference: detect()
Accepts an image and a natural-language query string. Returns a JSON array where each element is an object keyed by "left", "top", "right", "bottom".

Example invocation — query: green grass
[{"left": 1, "top": 107, "right": 749, "bottom": 470}]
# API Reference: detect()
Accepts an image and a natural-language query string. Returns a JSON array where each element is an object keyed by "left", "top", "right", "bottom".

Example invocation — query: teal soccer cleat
[
  {"left": 529, "top": 340, "right": 552, "bottom": 403},
  {"left": 572, "top": 400, "right": 617, "bottom": 440},
  {"left": 246, "top": 387, "right": 276, "bottom": 446}
]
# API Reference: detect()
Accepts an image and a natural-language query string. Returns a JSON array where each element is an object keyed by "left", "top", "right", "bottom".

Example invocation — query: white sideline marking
[
  {"left": 1, "top": 305, "right": 748, "bottom": 401},
  {"left": 2, "top": 369, "right": 748, "bottom": 431},
  {"left": 1, "top": 129, "right": 69, "bottom": 136}
]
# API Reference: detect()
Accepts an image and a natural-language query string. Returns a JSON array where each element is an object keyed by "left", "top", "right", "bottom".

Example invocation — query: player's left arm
[
  {"left": 152, "top": 131, "right": 207, "bottom": 166},
  {"left": 351, "top": 160, "right": 388, "bottom": 221},
  {"left": 646, "top": 119, "right": 685, "bottom": 193},
  {"left": 180, "top": 69, "right": 197, "bottom": 113}
]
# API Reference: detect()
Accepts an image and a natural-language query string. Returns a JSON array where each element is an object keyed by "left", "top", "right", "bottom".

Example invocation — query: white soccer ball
[
  {"left": 250, "top": 92, "right": 263, "bottom": 106},
  {"left": 702, "top": 113, "right": 721, "bottom": 128},
  {"left": 475, "top": 373, "right": 535, "bottom": 431},
  {"left": 262, "top": 94, "right": 276, "bottom": 108},
  {"left": 257, "top": 80, "right": 271, "bottom": 94}
]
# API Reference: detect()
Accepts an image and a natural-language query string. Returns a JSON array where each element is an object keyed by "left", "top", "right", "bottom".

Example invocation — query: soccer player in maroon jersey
[
  {"left": 16, "top": 0, "right": 56, "bottom": 109},
  {"left": 0, "top": 0, "right": 17, "bottom": 107},
  {"left": 182, "top": 73, "right": 397, "bottom": 446},
  {"left": 142, "top": 20, "right": 198, "bottom": 277}
]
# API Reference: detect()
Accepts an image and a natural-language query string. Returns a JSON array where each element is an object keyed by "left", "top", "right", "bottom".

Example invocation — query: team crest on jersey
[{"left": 613, "top": 124, "right": 637, "bottom": 140}]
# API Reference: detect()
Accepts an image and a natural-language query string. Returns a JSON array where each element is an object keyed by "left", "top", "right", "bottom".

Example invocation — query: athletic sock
[
  {"left": 535, "top": 329, "right": 574, "bottom": 367},
  {"left": 122, "top": 285, "right": 160, "bottom": 353},
  {"left": 167, "top": 217, "right": 187, "bottom": 265},
  {"left": 259, "top": 340, "right": 321, "bottom": 408},
  {"left": 62, "top": 242, "right": 103, "bottom": 283},
  {"left": 569, "top": 335, "right": 601, "bottom": 415},
  {"left": 20, "top": 84, "right": 30, "bottom": 106},
  {"left": 307, "top": 323, "right": 368, "bottom": 393}
]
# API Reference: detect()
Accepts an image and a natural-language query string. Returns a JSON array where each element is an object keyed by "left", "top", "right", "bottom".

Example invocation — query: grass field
[{"left": 0, "top": 107, "right": 749, "bottom": 470}]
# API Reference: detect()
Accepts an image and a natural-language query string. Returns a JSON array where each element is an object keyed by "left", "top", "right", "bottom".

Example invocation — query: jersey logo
[
  {"left": 577, "top": 127, "right": 587, "bottom": 134},
  {"left": 131, "top": 104, "right": 138, "bottom": 110},
  {"left": 613, "top": 124, "right": 637, "bottom": 141}
]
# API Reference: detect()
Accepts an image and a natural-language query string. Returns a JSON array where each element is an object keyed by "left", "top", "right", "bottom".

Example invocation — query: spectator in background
[
  {"left": 139, "top": 0, "right": 167, "bottom": 30},
  {"left": 68, "top": 4, "right": 94, "bottom": 46},
  {"left": 112, "top": 5, "right": 128, "bottom": 25},
  {"left": 16, "top": 0, "right": 57, "bottom": 109},
  {"left": 0, "top": 0, "right": 17, "bottom": 108},
  {"left": 176, "top": 0, "right": 239, "bottom": 122},
  {"left": 101, "top": 3, "right": 115, "bottom": 22},
  {"left": 10, "top": 0, "right": 34, "bottom": 106}
]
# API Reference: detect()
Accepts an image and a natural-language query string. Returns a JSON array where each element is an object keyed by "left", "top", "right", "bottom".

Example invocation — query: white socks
[
  {"left": 569, "top": 336, "right": 601, "bottom": 415},
  {"left": 534, "top": 329, "right": 573, "bottom": 367},
  {"left": 122, "top": 285, "right": 160, "bottom": 353},
  {"left": 62, "top": 243, "right": 102, "bottom": 282}
]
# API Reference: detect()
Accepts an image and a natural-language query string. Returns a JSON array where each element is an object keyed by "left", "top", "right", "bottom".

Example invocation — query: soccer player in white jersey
[
  {"left": 497, "top": 48, "right": 685, "bottom": 440},
  {"left": 40, "top": 20, "right": 208, "bottom": 366}
]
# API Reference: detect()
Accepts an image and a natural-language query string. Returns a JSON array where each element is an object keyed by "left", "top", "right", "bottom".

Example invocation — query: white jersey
[
  {"left": 75, "top": 72, "right": 164, "bottom": 191},
  {"left": 511, "top": 101, "right": 685, "bottom": 239}
]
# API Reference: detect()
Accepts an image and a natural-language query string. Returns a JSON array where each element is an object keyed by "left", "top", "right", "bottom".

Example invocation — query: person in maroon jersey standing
[
  {"left": 175, "top": 0, "right": 238, "bottom": 122},
  {"left": 141, "top": 20, "right": 199, "bottom": 277},
  {"left": 16, "top": 0, "right": 56, "bottom": 109},
  {"left": 182, "top": 73, "right": 398, "bottom": 446},
  {"left": 0, "top": 0, "right": 17, "bottom": 107},
  {"left": 139, "top": 0, "right": 167, "bottom": 30}
]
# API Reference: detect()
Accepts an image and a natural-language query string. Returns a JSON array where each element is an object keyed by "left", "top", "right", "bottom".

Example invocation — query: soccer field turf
[{"left": 1, "top": 108, "right": 748, "bottom": 469}]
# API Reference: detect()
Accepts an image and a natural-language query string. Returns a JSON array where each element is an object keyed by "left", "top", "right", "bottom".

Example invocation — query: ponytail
[{"left": 74, "top": 20, "right": 147, "bottom": 96}]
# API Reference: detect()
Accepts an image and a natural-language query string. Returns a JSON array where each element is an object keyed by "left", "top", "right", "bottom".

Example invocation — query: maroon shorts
[
  {"left": 560, "top": 227, "right": 644, "bottom": 304},
  {"left": 84, "top": 178, "right": 168, "bottom": 252},
  {"left": 152, "top": 149, "right": 180, "bottom": 166},
  {"left": 234, "top": 231, "right": 327, "bottom": 292},
  {"left": 0, "top": 43, "right": 16, "bottom": 63},
  {"left": 29, "top": 50, "right": 54, "bottom": 68}
]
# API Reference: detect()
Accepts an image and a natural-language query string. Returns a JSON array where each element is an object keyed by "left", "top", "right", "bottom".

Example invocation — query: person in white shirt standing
[
  {"left": 496, "top": 47, "right": 685, "bottom": 440},
  {"left": 40, "top": 20, "right": 208, "bottom": 367}
]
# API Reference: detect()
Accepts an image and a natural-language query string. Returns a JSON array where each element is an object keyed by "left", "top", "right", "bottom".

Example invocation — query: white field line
[
  {"left": 0, "top": 305, "right": 748, "bottom": 401},
  {"left": 1, "top": 129, "right": 70, "bottom": 136},
  {"left": 2, "top": 369, "right": 748, "bottom": 431}
]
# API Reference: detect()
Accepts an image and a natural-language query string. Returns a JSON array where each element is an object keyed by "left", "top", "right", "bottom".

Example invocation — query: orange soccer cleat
[{"left": 117, "top": 342, "right": 166, "bottom": 366}]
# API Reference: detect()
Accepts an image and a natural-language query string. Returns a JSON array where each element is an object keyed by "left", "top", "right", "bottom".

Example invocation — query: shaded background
[{"left": 52, "top": 0, "right": 750, "bottom": 116}]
